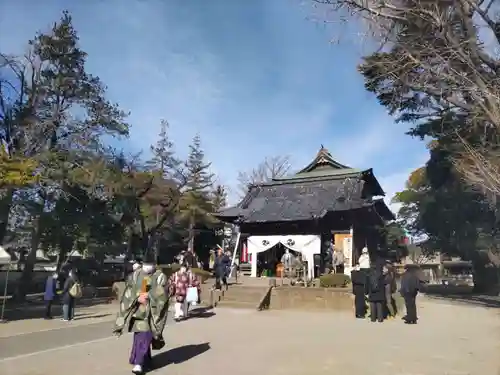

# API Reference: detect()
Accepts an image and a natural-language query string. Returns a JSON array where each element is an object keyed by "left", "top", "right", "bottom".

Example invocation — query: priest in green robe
[{"left": 113, "top": 260, "right": 169, "bottom": 374}]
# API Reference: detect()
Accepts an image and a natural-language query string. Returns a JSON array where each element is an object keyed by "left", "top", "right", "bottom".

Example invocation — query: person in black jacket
[
  {"left": 400, "top": 265, "right": 421, "bottom": 324},
  {"left": 183, "top": 249, "right": 199, "bottom": 269},
  {"left": 365, "top": 262, "right": 386, "bottom": 322},
  {"left": 61, "top": 269, "right": 77, "bottom": 321},
  {"left": 214, "top": 248, "right": 230, "bottom": 290},
  {"left": 350, "top": 264, "right": 366, "bottom": 318}
]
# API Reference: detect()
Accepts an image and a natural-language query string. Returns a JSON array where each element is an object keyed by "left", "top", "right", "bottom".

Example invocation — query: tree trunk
[
  {"left": 56, "top": 237, "right": 75, "bottom": 273},
  {"left": 0, "top": 189, "right": 14, "bottom": 244},
  {"left": 122, "top": 228, "right": 135, "bottom": 280},
  {"left": 188, "top": 215, "right": 195, "bottom": 252},
  {"left": 14, "top": 214, "right": 42, "bottom": 300}
]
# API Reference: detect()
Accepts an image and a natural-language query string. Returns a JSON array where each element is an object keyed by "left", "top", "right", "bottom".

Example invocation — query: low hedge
[{"left": 319, "top": 273, "right": 351, "bottom": 288}]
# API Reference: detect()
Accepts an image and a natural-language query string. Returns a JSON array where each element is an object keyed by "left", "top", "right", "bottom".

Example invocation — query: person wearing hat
[
  {"left": 114, "top": 255, "right": 169, "bottom": 374},
  {"left": 400, "top": 264, "right": 421, "bottom": 324},
  {"left": 127, "top": 260, "right": 142, "bottom": 282},
  {"left": 358, "top": 247, "right": 371, "bottom": 269}
]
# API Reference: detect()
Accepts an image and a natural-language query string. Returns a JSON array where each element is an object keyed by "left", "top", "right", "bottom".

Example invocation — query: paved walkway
[
  {"left": 0, "top": 297, "right": 499, "bottom": 375},
  {"left": 0, "top": 302, "right": 116, "bottom": 337}
]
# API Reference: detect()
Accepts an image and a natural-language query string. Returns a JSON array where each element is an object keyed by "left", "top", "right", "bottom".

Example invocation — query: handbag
[
  {"left": 152, "top": 335, "right": 165, "bottom": 350},
  {"left": 186, "top": 286, "right": 198, "bottom": 304}
]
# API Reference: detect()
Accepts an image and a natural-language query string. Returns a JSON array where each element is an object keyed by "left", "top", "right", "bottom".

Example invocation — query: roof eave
[
  {"left": 372, "top": 198, "right": 395, "bottom": 221},
  {"left": 362, "top": 169, "right": 385, "bottom": 196}
]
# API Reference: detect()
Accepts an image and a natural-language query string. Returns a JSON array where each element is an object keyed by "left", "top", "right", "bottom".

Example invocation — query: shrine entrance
[{"left": 247, "top": 235, "right": 321, "bottom": 279}]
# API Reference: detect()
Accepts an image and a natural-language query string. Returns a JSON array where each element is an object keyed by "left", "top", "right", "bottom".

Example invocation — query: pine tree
[
  {"left": 148, "top": 120, "right": 180, "bottom": 180},
  {"left": 185, "top": 134, "right": 213, "bottom": 193},
  {"left": 8, "top": 11, "right": 129, "bottom": 299},
  {"left": 211, "top": 184, "right": 228, "bottom": 211},
  {"left": 179, "top": 134, "right": 214, "bottom": 251}
]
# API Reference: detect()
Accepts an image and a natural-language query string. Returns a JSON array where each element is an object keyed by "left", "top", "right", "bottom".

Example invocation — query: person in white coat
[{"left": 358, "top": 247, "right": 371, "bottom": 269}]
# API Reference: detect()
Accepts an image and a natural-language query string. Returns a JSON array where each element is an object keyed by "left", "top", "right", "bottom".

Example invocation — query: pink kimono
[{"left": 169, "top": 271, "right": 200, "bottom": 303}]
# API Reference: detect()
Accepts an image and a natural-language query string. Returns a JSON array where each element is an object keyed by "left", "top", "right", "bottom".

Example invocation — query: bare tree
[
  {"left": 314, "top": 0, "right": 500, "bottom": 203},
  {"left": 236, "top": 155, "right": 292, "bottom": 198}
]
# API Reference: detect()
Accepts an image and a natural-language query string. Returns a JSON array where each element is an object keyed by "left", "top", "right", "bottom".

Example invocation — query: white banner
[{"left": 247, "top": 235, "right": 321, "bottom": 279}]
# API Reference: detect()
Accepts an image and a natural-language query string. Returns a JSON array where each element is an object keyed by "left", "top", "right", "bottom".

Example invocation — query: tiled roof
[
  {"left": 216, "top": 177, "right": 366, "bottom": 223},
  {"left": 214, "top": 147, "right": 390, "bottom": 224}
]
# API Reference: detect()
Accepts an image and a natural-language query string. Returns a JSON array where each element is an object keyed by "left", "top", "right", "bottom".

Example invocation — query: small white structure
[
  {"left": 0, "top": 246, "right": 11, "bottom": 264},
  {"left": 247, "top": 235, "right": 321, "bottom": 279}
]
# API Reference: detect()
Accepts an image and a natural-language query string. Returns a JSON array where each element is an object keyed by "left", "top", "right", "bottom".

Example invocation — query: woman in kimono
[
  {"left": 114, "top": 261, "right": 169, "bottom": 375},
  {"left": 170, "top": 263, "right": 201, "bottom": 321}
]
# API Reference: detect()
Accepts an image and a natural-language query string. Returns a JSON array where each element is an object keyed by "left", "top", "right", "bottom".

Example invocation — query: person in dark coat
[
  {"left": 183, "top": 249, "right": 198, "bottom": 269},
  {"left": 214, "top": 248, "right": 230, "bottom": 290},
  {"left": 400, "top": 265, "right": 421, "bottom": 324},
  {"left": 383, "top": 264, "right": 397, "bottom": 318},
  {"left": 61, "top": 269, "right": 77, "bottom": 321},
  {"left": 350, "top": 264, "right": 366, "bottom": 318},
  {"left": 365, "top": 262, "right": 386, "bottom": 322},
  {"left": 43, "top": 272, "right": 58, "bottom": 320}
]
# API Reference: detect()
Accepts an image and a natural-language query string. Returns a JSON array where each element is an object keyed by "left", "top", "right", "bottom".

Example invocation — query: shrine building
[{"left": 215, "top": 147, "right": 394, "bottom": 279}]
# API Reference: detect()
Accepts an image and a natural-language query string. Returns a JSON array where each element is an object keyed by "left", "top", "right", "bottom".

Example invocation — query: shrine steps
[{"left": 210, "top": 285, "right": 271, "bottom": 310}]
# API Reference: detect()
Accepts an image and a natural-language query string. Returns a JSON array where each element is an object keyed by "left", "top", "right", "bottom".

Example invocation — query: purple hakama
[{"left": 129, "top": 331, "right": 153, "bottom": 366}]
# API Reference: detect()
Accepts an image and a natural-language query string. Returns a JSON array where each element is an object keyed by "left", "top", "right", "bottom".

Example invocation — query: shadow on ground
[
  {"left": 425, "top": 293, "right": 500, "bottom": 308},
  {"left": 1, "top": 297, "right": 112, "bottom": 321},
  {"left": 151, "top": 342, "right": 211, "bottom": 371},
  {"left": 186, "top": 306, "right": 215, "bottom": 320}
]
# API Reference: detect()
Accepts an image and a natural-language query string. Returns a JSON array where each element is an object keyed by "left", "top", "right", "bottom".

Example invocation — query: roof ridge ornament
[{"left": 297, "top": 146, "right": 351, "bottom": 174}]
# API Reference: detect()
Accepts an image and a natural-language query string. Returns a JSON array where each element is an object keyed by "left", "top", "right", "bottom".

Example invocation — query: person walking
[
  {"left": 214, "top": 248, "right": 230, "bottom": 290},
  {"left": 170, "top": 263, "right": 200, "bottom": 321},
  {"left": 400, "top": 265, "right": 421, "bottom": 324},
  {"left": 365, "top": 262, "right": 386, "bottom": 323},
  {"left": 351, "top": 264, "right": 366, "bottom": 318},
  {"left": 114, "top": 260, "right": 169, "bottom": 375},
  {"left": 383, "top": 264, "right": 397, "bottom": 319},
  {"left": 183, "top": 248, "right": 198, "bottom": 269},
  {"left": 43, "top": 272, "right": 58, "bottom": 320},
  {"left": 61, "top": 269, "right": 78, "bottom": 321}
]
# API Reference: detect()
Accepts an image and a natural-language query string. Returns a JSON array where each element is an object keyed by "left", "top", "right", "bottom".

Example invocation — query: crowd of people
[{"left": 351, "top": 248, "right": 421, "bottom": 324}]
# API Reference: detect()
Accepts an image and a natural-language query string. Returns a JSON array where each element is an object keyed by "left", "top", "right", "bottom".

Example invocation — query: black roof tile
[{"left": 216, "top": 177, "right": 367, "bottom": 223}]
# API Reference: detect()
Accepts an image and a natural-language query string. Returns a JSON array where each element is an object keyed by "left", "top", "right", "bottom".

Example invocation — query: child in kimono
[{"left": 169, "top": 263, "right": 201, "bottom": 320}]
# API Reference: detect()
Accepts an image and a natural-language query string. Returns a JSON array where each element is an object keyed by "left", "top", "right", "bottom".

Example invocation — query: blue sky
[{"left": 0, "top": 0, "right": 428, "bottom": 207}]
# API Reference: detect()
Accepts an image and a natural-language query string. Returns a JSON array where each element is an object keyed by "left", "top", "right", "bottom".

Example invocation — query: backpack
[{"left": 69, "top": 282, "right": 82, "bottom": 298}]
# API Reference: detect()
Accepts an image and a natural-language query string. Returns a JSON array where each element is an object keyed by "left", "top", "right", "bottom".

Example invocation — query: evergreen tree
[
  {"left": 148, "top": 120, "right": 181, "bottom": 180},
  {"left": 179, "top": 134, "right": 214, "bottom": 251},
  {"left": 6, "top": 11, "right": 129, "bottom": 298},
  {"left": 211, "top": 184, "right": 228, "bottom": 211}
]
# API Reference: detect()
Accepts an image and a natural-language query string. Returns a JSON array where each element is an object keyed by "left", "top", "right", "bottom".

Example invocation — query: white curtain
[
  {"left": 247, "top": 236, "right": 282, "bottom": 254},
  {"left": 247, "top": 235, "right": 321, "bottom": 279}
]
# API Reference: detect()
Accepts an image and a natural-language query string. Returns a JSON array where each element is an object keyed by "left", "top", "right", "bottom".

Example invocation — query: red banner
[{"left": 241, "top": 242, "right": 248, "bottom": 263}]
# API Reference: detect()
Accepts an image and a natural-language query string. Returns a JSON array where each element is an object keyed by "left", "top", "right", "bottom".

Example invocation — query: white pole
[
  {"left": 228, "top": 232, "right": 241, "bottom": 279},
  {"left": 0, "top": 260, "right": 12, "bottom": 323}
]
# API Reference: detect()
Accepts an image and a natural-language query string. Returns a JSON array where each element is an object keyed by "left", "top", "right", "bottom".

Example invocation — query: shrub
[{"left": 319, "top": 273, "right": 351, "bottom": 288}]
